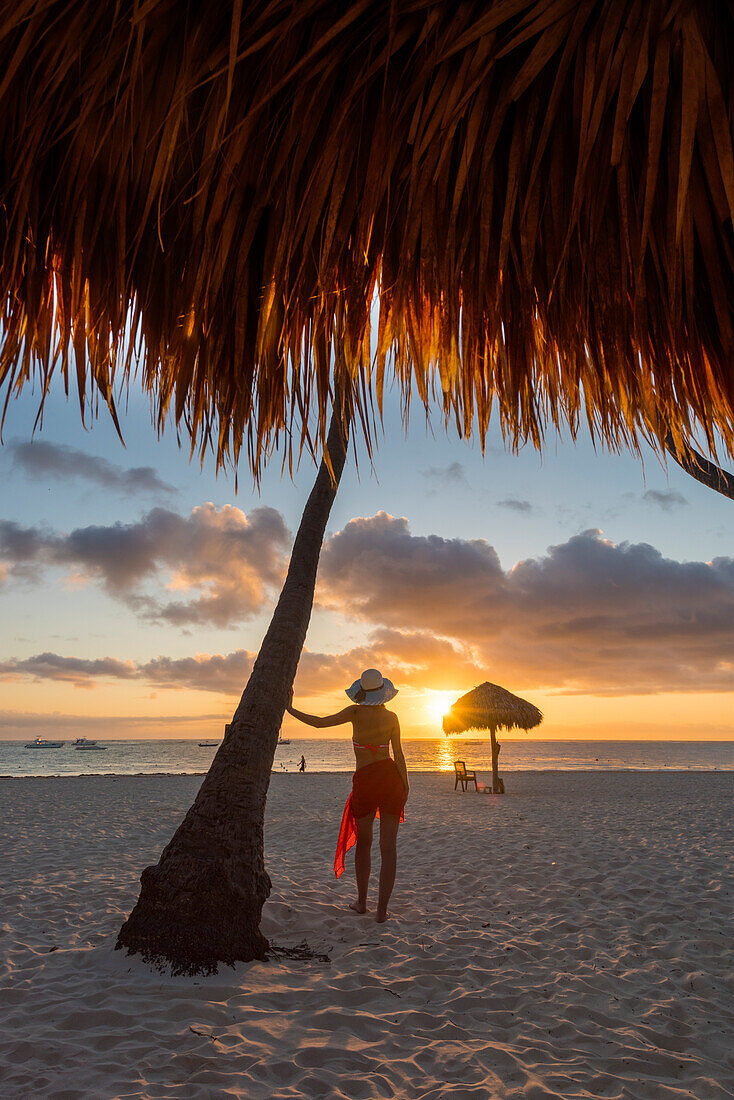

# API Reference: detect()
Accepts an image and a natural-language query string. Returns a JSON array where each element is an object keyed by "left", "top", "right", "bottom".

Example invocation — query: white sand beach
[{"left": 1, "top": 770, "right": 732, "bottom": 1099}]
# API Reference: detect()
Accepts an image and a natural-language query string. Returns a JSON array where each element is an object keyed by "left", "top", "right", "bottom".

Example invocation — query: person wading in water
[{"left": 287, "top": 669, "right": 408, "bottom": 922}]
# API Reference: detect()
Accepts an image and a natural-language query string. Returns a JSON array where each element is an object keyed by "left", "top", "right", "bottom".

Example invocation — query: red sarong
[{"left": 334, "top": 758, "right": 406, "bottom": 878}]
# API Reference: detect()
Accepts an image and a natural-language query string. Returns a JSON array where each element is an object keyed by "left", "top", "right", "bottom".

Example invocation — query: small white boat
[
  {"left": 198, "top": 742, "right": 219, "bottom": 747},
  {"left": 72, "top": 738, "right": 107, "bottom": 751},
  {"left": 25, "top": 738, "right": 65, "bottom": 748},
  {"left": 277, "top": 737, "right": 291, "bottom": 746}
]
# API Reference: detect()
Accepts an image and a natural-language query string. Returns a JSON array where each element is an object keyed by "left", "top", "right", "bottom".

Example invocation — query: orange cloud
[
  {"left": 0, "top": 629, "right": 481, "bottom": 698},
  {"left": 318, "top": 514, "right": 734, "bottom": 695}
]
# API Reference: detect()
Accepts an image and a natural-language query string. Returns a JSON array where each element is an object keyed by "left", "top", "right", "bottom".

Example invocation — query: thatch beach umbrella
[
  {"left": 443, "top": 683, "right": 543, "bottom": 793},
  {"left": 3, "top": 2, "right": 734, "bottom": 483},
  {"left": 2, "top": 1, "right": 734, "bottom": 972}
]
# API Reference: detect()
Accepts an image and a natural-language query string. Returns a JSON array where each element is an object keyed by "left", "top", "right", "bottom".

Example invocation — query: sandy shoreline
[
  {"left": 4, "top": 765, "right": 733, "bottom": 780},
  {"left": 2, "top": 771, "right": 732, "bottom": 1098}
]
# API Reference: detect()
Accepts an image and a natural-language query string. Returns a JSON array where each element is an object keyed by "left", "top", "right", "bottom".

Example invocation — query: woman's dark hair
[{"left": 354, "top": 687, "right": 366, "bottom": 703}]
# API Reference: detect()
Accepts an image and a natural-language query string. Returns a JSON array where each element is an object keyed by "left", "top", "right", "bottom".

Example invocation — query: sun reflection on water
[{"left": 435, "top": 737, "right": 456, "bottom": 771}]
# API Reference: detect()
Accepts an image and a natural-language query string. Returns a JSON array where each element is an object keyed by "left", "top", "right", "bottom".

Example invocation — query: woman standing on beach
[{"left": 287, "top": 669, "right": 408, "bottom": 922}]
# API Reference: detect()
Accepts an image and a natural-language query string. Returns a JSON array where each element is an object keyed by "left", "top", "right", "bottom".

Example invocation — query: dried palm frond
[{"left": 1, "top": 1, "right": 734, "bottom": 475}]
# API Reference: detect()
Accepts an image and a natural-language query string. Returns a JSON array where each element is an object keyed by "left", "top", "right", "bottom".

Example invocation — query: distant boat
[
  {"left": 277, "top": 737, "right": 291, "bottom": 745},
  {"left": 25, "top": 737, "right": 65, "bottom": 748},
  {"left": 72, "top": 738, "right": 106, "bottom": 751},
  {"left": 198, "top": 741, "right": 219, "bottom": 747}
]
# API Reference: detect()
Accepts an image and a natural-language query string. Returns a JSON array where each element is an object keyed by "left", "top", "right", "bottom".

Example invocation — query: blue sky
[{"left": 1, "top": 376, "right": 733, "bottom": 740}]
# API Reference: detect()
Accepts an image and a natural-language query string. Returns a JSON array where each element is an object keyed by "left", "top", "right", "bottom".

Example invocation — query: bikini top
[{"left": 352, "top": 740, "right": 391, "bottom": 753}]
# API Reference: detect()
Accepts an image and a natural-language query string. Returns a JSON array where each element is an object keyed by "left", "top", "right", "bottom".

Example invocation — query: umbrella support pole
[{"left": 490, "top": 727, "right": 504, "bottom": 794}]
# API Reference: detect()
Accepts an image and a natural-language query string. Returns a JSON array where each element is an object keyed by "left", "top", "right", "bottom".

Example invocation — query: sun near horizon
[
  {"left": 3, "top": 674, "right": 734, "bottom": 742},
  {"left": 423, "top": 689, "right": 456, "bottom": 726}
]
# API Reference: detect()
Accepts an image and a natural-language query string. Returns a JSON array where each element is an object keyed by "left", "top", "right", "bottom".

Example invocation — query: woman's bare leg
[
  {"left": 376, "top": 813, "right": 400, "bottom": 922},
  {"left": 350, "top": 812, "right": 375, "bottom": 913}
]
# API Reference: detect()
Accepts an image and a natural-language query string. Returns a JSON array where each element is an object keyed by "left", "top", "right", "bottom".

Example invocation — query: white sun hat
[{"left": 345, "top": 668, "right": 398, "bottom": 705}]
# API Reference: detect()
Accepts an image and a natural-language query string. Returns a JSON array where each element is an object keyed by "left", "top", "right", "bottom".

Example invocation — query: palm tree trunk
[
  {"left": 116, "top": 403, "right": 350, "bottom": 974},
  {"left": 490, "top": 726, "right": 502, "bottom": 793},
  {"left": 664, "top": 431, "right": 734, "bottom": 502}
]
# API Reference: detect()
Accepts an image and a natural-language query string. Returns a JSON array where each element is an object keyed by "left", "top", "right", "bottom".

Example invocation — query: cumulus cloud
[
  {"left": 642, "top": 488, "right": 688, "bottom": 511},
  {"left": 0, "top": 653, "right": 138, "bottom": 688},
  {"left": 318, "top": 511, "right": 504, "bottom": 628},
  {"left": 0, "top": 649, "right": 250, "bottom": 693},
  {"left": 4, "top": 507, "right": 733, "bottom": 697},
  {"left": 0, "top": 505, "right": 290, "bottom": 626},
  {"left": 141, "top": 651, "right": 253, "bottom": 693},
  {"left": 0, "top": 629, "right": 482, "bottom": 698},
  {"left": 9, "top": 440, "right": 176, "bottom": 495},
  {"left": 318, "top": 514, "right": 734, "bottom": 694}
]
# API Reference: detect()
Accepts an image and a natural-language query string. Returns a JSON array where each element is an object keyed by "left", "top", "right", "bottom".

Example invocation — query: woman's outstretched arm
[{"left": 286, "top": 690, "right": 356, "bottom": 729}]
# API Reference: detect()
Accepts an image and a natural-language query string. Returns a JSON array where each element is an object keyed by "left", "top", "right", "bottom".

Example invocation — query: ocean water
[{"left": 1, "top": 737, "right": 732, "bottom": 778}]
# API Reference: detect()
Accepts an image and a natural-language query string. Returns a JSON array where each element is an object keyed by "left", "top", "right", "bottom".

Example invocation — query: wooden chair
[{"left": 454, "top": 761, "right": 478, "bottom": 791}]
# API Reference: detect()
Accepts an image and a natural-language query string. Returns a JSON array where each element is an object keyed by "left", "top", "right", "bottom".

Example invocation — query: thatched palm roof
[
  {"left": 443, "top": 682, "right": 543, "bottom": 735},
  {"left": 2, "top": 2, "right": 734, "bottom": 473}
]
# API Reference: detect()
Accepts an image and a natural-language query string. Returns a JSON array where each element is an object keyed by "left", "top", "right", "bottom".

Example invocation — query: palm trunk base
[
  {"left": 116, "top": 853, "right": 271, "bottom": 974},
  {"left": 115, "top": 401, "right": 349, "bottom": 974}
]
